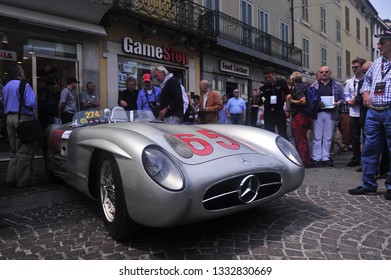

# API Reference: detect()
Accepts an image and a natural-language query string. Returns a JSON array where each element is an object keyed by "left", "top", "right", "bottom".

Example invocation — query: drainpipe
[{"left": 290, "top": 0, "right": 295, "bottom": 48}]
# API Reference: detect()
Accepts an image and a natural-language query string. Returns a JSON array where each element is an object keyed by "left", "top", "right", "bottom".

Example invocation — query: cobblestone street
[{"left": 1, "top": 151, "right": 390, "bottom": 260}]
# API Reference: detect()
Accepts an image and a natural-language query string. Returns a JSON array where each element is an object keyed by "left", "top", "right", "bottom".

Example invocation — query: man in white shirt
[{"left": 344, "top": 58, "right": 366, "bottom": 167}]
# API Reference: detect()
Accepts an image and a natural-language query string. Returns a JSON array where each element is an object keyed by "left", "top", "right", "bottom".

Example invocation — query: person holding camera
[{"left": 136, "top": 73, "right": 161, "bottom": 118}]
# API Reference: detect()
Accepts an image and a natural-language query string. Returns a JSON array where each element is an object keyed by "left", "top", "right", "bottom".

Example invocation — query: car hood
[{"left": 101, "top": 122, "right": 273, "bottom": 164}]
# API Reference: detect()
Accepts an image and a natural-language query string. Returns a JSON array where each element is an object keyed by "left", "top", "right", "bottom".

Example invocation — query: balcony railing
[
  {"left": 207, "top": 11, "right": 302, "bottom": 66},
  {"left": 113, "top": 1, "right": 302, "bottom": 66},
  {"left": 113, "top": 0, "right": 216, "bottom": 39}
]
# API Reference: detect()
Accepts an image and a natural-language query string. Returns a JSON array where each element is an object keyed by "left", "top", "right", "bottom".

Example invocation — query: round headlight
[
  {"left": 275, "top": 136, "right": 303, "bottom": 166},
  {"left": 142, "top": 146, "right": 184, "bottom": 191}
]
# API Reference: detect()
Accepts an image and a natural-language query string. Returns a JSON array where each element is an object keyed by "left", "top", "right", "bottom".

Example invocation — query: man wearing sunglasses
[{"left": 348, "top": 31, "right": 391, "bottom": 200}]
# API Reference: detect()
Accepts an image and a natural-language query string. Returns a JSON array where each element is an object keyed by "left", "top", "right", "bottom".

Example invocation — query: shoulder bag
[{"left": 15, "top": 80, "right": 43, "bottom": 143}]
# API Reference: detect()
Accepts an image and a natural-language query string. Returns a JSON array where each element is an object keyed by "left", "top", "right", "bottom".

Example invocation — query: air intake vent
[{"left": 203, "top": 172, "right": 282, "bottom": 210}]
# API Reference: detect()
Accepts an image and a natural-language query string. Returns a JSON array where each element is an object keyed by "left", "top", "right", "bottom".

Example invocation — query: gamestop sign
[{"left": 122, "top": 37, "right": 188, "bottom": 65}]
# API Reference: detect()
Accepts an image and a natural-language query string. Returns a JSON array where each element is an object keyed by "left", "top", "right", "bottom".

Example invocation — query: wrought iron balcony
[
  {"left": 112, "top": 0, "right": 302, "bottom": 67},
  {"left": 113, "top": 0, "right": 216, "bottom": 40},
  {"left": 208, "top": 11, "right": 302, "bottom": 66}
]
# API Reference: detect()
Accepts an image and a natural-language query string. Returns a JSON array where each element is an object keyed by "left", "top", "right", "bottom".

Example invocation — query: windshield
[{"left": 71, "top": 109, "right": 156, "bottom": 127}]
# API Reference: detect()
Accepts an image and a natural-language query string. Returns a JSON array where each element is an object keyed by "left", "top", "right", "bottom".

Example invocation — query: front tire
[{"left": 97, "top": 152, "right": 139, "bottom": 240}]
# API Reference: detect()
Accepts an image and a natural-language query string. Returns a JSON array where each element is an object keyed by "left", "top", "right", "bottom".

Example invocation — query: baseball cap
[
  {"left": 374, "top": 30, "right": 391, "bottom": 39},
  {"left": 67, "top": 76, "right": 80, "bottom": 84},
  {"left": 143, "top": 73, "right": 151, "bottom": 83}
]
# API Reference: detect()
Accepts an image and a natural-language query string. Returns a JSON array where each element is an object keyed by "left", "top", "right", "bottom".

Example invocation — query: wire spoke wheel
[
  {"left": 100, "top": 160, "right": 116, "bottom": 222},
  {"left": 97, "top": 152, "right": 140, "bottom": 240}
]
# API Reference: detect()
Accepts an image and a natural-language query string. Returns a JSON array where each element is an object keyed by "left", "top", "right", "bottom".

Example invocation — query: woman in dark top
[
  {"left": 118, "top": 76, "right": 138, "bottom": 110},
  {"left": 249, "top": 88, "right": 262, "bottom": 127}
]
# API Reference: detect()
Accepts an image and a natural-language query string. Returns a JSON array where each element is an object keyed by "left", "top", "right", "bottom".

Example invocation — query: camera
[{"left": 149, "top": 101, "right": 157, "bottom": 107}]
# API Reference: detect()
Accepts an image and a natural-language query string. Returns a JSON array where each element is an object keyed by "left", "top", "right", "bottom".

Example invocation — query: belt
[
  {"left": 266, "top": 107, "right": 284, "bottom": 112},
  {"left": 7, "top": 112, "right": 33, "bottom": 116},
  {"left": 370, "top": 105, "right": 390, "bottom": 111},
  {"left": 230, "top": 113, "right": 242, "bottom": 116}
]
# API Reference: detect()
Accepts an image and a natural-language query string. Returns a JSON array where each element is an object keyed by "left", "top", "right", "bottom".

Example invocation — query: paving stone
[{"left": 1, "top": 154, "right": 391, "bottom": 260}]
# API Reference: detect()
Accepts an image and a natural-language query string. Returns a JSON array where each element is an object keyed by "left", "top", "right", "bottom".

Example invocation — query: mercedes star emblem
[{"left": 238, "top": 175, "right": 260, "bottom": 203}]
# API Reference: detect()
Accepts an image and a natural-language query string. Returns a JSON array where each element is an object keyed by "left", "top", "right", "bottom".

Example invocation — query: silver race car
[{"left": 43, "top": 107, "right": 304, "bottom": 240}]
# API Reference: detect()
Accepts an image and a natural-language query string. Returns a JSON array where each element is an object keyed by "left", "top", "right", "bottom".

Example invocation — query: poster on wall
[{"left": 118, "top": 60, "right": 137, "bottom": 91}]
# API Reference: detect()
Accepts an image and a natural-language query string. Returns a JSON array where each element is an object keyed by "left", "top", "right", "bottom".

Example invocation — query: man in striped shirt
[{"left": 348, "top": 31, "right": 391, "bottom": 200}]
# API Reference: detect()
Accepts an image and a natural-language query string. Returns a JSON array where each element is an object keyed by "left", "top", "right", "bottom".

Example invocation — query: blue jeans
[
  {"left": 230, "top": 114, "right": 243, "bottom": 125},
  {"left": 361, "top": 108, "right": 391, "bottom": 191}
]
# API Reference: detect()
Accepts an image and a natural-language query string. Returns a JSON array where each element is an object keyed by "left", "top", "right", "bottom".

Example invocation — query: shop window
[
  {"left": 239, "top": 83, "right": 248, "bottom": 101},
  {"left": 212, "top": 79, "right": 222, "bottom": 95},
  {"left": 118, "top": 56, "right": 186, "bottom": 91},
  {"left": 26, "top": 39, "right": 77, "bottom": 59}
]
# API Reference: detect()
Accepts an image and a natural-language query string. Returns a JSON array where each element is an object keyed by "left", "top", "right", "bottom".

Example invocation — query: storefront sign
[
  {"left": 220, "top": 60, "right": 249, "bottom": 76},
  {"left": 0, "top": 50, "right": 17, "bottom": 61},
  {"left": 122, "top": 37, "right": 188, "bottom": 65}
]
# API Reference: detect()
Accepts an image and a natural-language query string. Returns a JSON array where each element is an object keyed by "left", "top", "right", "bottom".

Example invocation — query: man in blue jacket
[{"left": 137, "top": 73, "right": 161, "bottom": 118}]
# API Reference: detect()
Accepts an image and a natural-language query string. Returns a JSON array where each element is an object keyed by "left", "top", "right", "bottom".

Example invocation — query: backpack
[{"left": 303, "top": 86, "right": 320, "bottom": 117}]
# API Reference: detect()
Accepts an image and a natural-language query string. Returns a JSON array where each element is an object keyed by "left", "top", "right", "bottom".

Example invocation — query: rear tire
[
  {"left": 97, "top": 152, "right": 139, "bottom": 240},
  {"left": 43, "top": 136, "right": 58, "bottom": 182}
]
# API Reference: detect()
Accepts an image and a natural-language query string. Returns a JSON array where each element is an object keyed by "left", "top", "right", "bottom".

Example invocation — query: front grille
[{"left": 202, "top": 172, "right": 282, "bottom": 211}]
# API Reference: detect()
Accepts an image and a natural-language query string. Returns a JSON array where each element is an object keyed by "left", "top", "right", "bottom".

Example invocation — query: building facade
[
  {"left": 1, "top": 0, "right": 389, "bottom": 159},
  {"left": 292, "top": 0, "right": 379, "bottom": 83},
  {"left": 196, "top": 0, "right": 302, "bottom": 99},
  {"left": 0, "top": 0, "right": 111, "bottom": 156},
  {"left": 341, "top": 0, "right": 376, "bottom": 80},
  {"left": 372, "top": 16, "right": 390, "bottom": 60}
]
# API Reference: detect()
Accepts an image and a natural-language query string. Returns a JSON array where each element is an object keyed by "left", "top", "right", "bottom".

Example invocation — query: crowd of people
[{"left": 1, "top": 31, "right": 391, "bottom": 201}]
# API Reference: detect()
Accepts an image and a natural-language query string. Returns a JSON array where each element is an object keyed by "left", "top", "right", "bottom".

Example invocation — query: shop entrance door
[
  {"left": 226, "top": 82, "right": 238, "bottom": 98},
  {"left": 32, "top": 55, "right": 79, "bottom": 131},
  {"left": 0, "top": 56, "right": 78, "bottom": 160}
]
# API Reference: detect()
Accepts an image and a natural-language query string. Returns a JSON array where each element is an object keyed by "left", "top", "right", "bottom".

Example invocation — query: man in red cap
[
  {"left": 348, "top": 30, "right": 391, "bottom": 200},
  {"left": 136, "top": 73, "right": 161, "bottom": 118}
]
